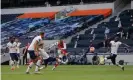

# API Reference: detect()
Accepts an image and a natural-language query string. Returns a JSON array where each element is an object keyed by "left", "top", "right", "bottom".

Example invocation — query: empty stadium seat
[
  {"left": 119, "top": 9, "right": 133, "bottom": 17},
  {"left": 98, "top": 21, "right": 119, "bottom": 28},
  {"left": 67, "top": 48, "right": 87, "bottom": 55},
  {"left": 121, "top": 22, "right": 133, "bottom": 27},
  {"left": 121, "top": 39, "right": 133, "bottom": 46},
  {"left": 96, "top": 47, "right": 108, "bottom": 53},
  {"left": 109, "top": 16, "right": 117, "bottom": 22},
  {"left": 94, "top": 28, "right": 105, "bottom": 34},
  {"left": 71, "top": 34, "right": 93, "bottom": 42},
  {"left": 1, "top": 14, "right": 22, "bottom": 23},
  {"left": 77, "top": 40, "right": 102, "bottom": 48},
  {"left": 120, "top": 16, "right": 133, "bottom": 22},
  {"left": 95, "top": 34, "right": 105, "bottom": 40},
  {"left": 109, "top": 28, "right": 119, "bottom": 33},
  {"left": 67, "top": 43, "right": 75, "bottom": 48},
  {"left": 85, "top": 29, "right": 92, "bottom": 34}
]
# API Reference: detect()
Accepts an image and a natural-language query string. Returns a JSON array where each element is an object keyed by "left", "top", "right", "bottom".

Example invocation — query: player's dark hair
[
  {"left": 114, "top": 36, "right": 120, "bottom": 42},
  {"left": 40, "top": 32, "right": 45, "bottom": 35},
  {"left": 9, "top": 37, "right": 15, "bottom": 43},
  {"left": 9, "top": 37, "right": 13, "bottom": 40}
]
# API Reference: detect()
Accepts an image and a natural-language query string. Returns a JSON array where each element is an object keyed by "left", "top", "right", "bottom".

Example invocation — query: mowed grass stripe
[{"left": 1, "top": 65, "right": 133, "bottom": 80}]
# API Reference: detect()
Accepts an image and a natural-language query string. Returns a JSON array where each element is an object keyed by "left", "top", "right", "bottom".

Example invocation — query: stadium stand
[
  {"left": 1, "top": 14, "right": 22, "bottom": 23},
  {"left": 1, "top": 0, "right": 116, "bottom": 9},
  {"left": 1, "top": 15, "right": 103, "bottom": 47},
  {"left": 1, "top": 8, "right": 112, "bottom": 48},
  {"left": 1, "top": 0, "right": 133, "bottom": 66},
  {"left": 67, "top": 9, "right": 133, "bottom": 55}
]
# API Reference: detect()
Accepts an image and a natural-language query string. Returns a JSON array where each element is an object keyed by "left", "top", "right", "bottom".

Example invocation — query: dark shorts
[
  {"left": 44, "top": 57, "right": 56, "bottom": 65},
  {"left": 17, "top": 53, "right": 20, "bottom": 58},
  {"left": 107, "top": 53, "right": 117, "bottom": 65},
  {"left": 28, "top": 50, "right": 37, "bottom": 60},
  {"left": 10, "top": 53, "right": 19, "bottom": 61}
]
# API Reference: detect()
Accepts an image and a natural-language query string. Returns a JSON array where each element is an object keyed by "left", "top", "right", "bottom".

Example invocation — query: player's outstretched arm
[
  {"left": 49, "top": 42, "right": 58, "bottom": 49},
  {"left": 122, "top": 43, "right": 131, "bottom": 53},
  {"left": 122, "top": 43, "right": 130, "bottom": 47}
]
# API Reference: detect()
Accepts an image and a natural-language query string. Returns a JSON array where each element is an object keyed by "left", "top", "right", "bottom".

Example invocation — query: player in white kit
[
  {"left": 26, "top": 32, "right": 44, "bottom": 74},
  {"left": 102, "top": 37, "right": 130, "bottom": 71},
  {"left": 7, "top": 37, "right": 18, "bottom": 70}
]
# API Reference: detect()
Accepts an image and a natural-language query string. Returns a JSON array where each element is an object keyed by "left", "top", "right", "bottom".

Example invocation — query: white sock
[
  {"left": 104, "top": 58, "right": 107, "bottom": 61},
  {"left": 17, "top": 60, "right": 20, "bottom": 66},
  {"left": 10, "top": 60, "right": 14, "bottom": 68},
  {"left": 39, "top": 66, "right": 45, "bottom": 69},
  {"left": 58, "top": 59, "right": 61, "bottom": 63},
  {"left": 52, "top": 66, "right": 56, "bottom": 70},
  {"left": 26, "top": 62, "right": 34, "bottom": 72},
  {"left": 35, "top": 60, "right": 41, "bottom": 72},
  {"left": 116, "top": 64, "right": 123, "bottom": 68}
]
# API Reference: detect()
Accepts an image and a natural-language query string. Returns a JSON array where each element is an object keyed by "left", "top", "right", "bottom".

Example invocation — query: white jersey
[
  {"left": 38, "top": 40, "right": 49, "bottom": 59},
  {"left": 110, "top": 41, "right": 122, "bottom": 54},
  {"left": 16, "top": 42, "right": 21, "bottom": 53},
  {"left": 39, "top": 48, "right": 49, "bottom": 59},
  {"left": 28, "top": 36, "right": 42, "bottom": 51},
  {"left": 7, "top": 42, "right": 17, "bottom": 53}
]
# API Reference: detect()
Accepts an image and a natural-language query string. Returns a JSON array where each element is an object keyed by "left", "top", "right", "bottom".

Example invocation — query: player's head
[
  {"left": 40, "top": 32, "right": 45, "bottom": 39},
  {"left": 114, "top": 37, "right": 120, "bottom": 42},
  {"left": 9, "top": 37, "right": 15, "bottom": 43},
  {"left": 59, "top": 39, "right": 63, "bottom": 43}
]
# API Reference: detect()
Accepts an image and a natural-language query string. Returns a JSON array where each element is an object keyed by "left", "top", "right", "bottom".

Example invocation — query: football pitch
[{"left": 1, "top": 65, "right": 133, "bottom": 80}]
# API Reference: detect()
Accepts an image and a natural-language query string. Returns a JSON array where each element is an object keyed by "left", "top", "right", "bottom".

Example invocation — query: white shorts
[
  {"left": 27, "top": 53, "right": 30, "bottom": 59},
  {"left": 58, "top": 54, "right": 63, "bottom": 58},
  {"left": 39, "top": 48, "right": 49, "bottom": 60}
]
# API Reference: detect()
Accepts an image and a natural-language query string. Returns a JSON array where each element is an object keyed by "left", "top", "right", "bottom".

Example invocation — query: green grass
[{"left": 1, "top": 65, "right": 133, "bottom": 80}]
